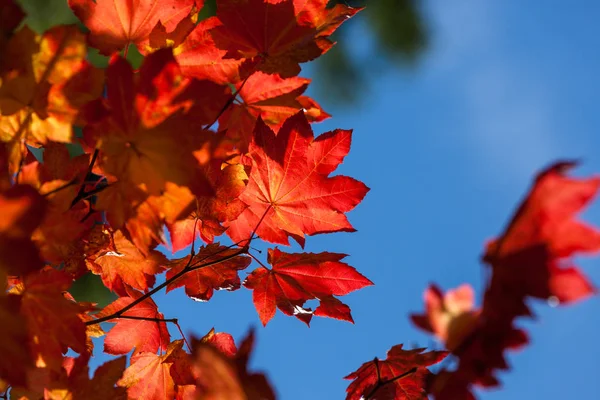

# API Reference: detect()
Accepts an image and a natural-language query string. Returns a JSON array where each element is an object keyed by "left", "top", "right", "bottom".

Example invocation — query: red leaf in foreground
[
  {"left": 47, "top": 356, "right": 127, "bottom": 400},
  {"left": 244, "top": 248, "right": 372, "bottom": 326},
  {"left": 345, "top": 345, "right": 448, "bottom": 400},
  {"left": 0, "top": 184, "right": 46, "bottom": 276},
  {"left": 226, "top": 112, "right": 369, "bottom": 247},
  {"left": 198, "top": 327, "right": 237, "bottom": 357},
  {"left": 427, "top": 162, "right": 600, "bottom": 398},
  {"left": 95, "top": 290, "right": 170, "bottom": 356},
  {"left": 166, "top": 243, "right": 251, "bottom": 301},
  {"left": 192, "top": 329, "right": 275, "bottom": 400}
]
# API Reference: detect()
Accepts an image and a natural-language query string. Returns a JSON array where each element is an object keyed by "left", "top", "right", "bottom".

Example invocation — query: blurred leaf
[
  {"left": 69, "top": 272, "right": 117, "bottom": 309},
  {"left": 315, "top": 0, "right": 428, "bottom": 104},
  {"left": 17, "top": 0, "right": 79, "bottom": 32}
]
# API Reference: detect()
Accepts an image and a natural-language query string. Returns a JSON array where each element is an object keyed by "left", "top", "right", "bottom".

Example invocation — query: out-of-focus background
[{"left": 16, "top": 0, "right": 600, "bottom": 399}]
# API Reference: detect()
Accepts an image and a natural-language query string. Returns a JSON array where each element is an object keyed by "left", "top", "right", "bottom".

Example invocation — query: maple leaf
[
  {"left": 88, "top": 229, "right": 167, "bottom": 296},
  {"left": 192, "top": 329, "right": 275, "bottom": 400},
  {"left": 243, "top": 248, "right": 372, "bottom": 325},
  {"left": 95, "top": 290, "right": 170, "bottom": 356},
  {"left": 483, "top": 161, "right": 600, "bottom": 304},
  {"left": 210, "top": 0, "right": 361, "bottom": 77},
  {"left": 166, "top": 16, "right": 245, "bottom": 86},
  {"left": 16, "top": 150, "right": 96, "bottom": 268},
  {"left": 410, "top": 284, "right": 480, "bottom": 351},
  {"left": 85, "top": 48, "right": 219, "bottom": 196},
  {"left": 198, "top": 327, "right": 237, "bottom": 357},
  {"left": 430, "top": 162, "right": 600, "bottom": 397},
  {"left": 0, "top": 184, "right": 46, "bottom": 276},
  {"left": 166, "top": 243, "right": 251, "bottom": 301},
  {"left": 0, "top": 25, "right": 102, "bottom": 156},
  {"left": 0, "top": 294, "right": 32, "bottom": 386},
  {"left": 118, "top": 339, "right": 187, "bottom": 400},
  {"left": 226, "top": 112, "right": 369, "bottom": 247},
  {"left": 219, "top": 71, "right": 330, "bottom": 151},
  {"left": 20, "top": 268, "right": 88, "bottom": 370},
  {"left": 345, "top": 345, "right": 448, "bottom": 400},
  {"left": 44, "top": 355, "right": 127, "bottom": 400},
  {"left": 167, "top": 162, "right": 248, "bottom": 251},
  {"left": 68, "top": 0, "right": 201, "bottom": 55}
]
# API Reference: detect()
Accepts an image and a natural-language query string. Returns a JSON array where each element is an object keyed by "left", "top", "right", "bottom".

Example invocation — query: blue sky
[{"left": 88, "top": 1, "right": 600, "bottom": 398}]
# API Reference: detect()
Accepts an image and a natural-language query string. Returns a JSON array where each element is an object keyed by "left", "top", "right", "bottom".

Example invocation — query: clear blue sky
[{"left": 91, "top": 1, "right": 600, "bottom": 398}]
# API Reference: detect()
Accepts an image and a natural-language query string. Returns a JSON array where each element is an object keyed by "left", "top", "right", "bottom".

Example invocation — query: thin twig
[
  {"left": 204, "top": 74, "right": 251, "bottom": 131},
  {"left": 173, "top": 320, "right": 192, "bottom": 352},
  {"left": 42, "top": 178, "right": 78, "bottom": 197},
  {"left": 85, "top": 247, "right": 247, "bottom": 326},
  {"left": 107, "top": 315, "right": 178, "bottom": 323},
  {"left": 364, "top": 365, "right": 417, "bottom": 400},
  {"left": 248, "top": 252, "right": 269, "bottom": 270},
  {"left": 86, "top": 206, "right": 272, "bottom": 326}
]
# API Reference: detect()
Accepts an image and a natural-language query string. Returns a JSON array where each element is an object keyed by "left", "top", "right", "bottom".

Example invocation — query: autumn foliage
[{"left": 0, "top": 0, "right": 598, "bottom": 399}]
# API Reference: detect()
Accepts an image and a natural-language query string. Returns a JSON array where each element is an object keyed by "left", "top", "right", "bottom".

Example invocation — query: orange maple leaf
[
  {"left": 68, "top": 0, "right": 201, "bottom": 55},
  {"left": 118, "top": 339, "right": 188, "bottom": 399},
  {"left": 89, "top": 230, "right": 167, "bottom": 296}
]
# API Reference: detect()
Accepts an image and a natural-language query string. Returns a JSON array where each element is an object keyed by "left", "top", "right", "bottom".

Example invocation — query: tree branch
[
  {"left": 364, "top": 365, "right": 417, "bottom": 400},
  {"left": 86, "top": 205, "right": 272, "bottom": 326}
]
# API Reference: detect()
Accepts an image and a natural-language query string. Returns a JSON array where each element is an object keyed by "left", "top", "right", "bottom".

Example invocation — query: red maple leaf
[
  {"left": 483, "top": 161, "right": 600, "bottom": 305},
  {"left": 95, "top": 290, "right": 170, "bottom": 356},
  {"left": 166, "top": 243, "right": 251, "bottom": 301},
  {"left": 68, "top": 0, "right": 201, "bottom": 55},
  {"left": 174, "top": 16, "right": 247, "bottom": 85},
  {"left": 210, "top": 0, "right": 360, "bottom": 77},
  {"left": 192, "top": 329, "right": 275, "bottom": 400},
  {"left": 226, "top": 112, "right": 369, "bottom": 247},
  {"left": 243, "top": 248, "right": 372, "bottom": 325},
  {"left": 0, "top": 184, "right": 46, "bottom": 276},
  {"left": 46, "top": 355, "right": 127, "bottom": 400},
  {"left": 219, "top": 71, "right": 330, "bottom": 151},
  {"left": 345, "top": 345, "right": 448, "bottom": 400},
  {"left": 428, "top": 162, "right": 600, "bottom": 397}
]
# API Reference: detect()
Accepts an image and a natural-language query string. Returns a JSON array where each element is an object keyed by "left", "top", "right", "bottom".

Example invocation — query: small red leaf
[{"left": 244, "top": 248, "right": 372, "bottom": 325}]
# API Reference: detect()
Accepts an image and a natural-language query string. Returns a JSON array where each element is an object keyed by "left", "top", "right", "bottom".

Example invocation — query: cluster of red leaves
[
  {"left": 1, "top": 0, "right": 598, "bottom": 399},
  {"left": 0, "top": 0, "right": 372, "bottom": 398},
  {"left": 343, "top": 162, "right": 600, "bottom": 400}
]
